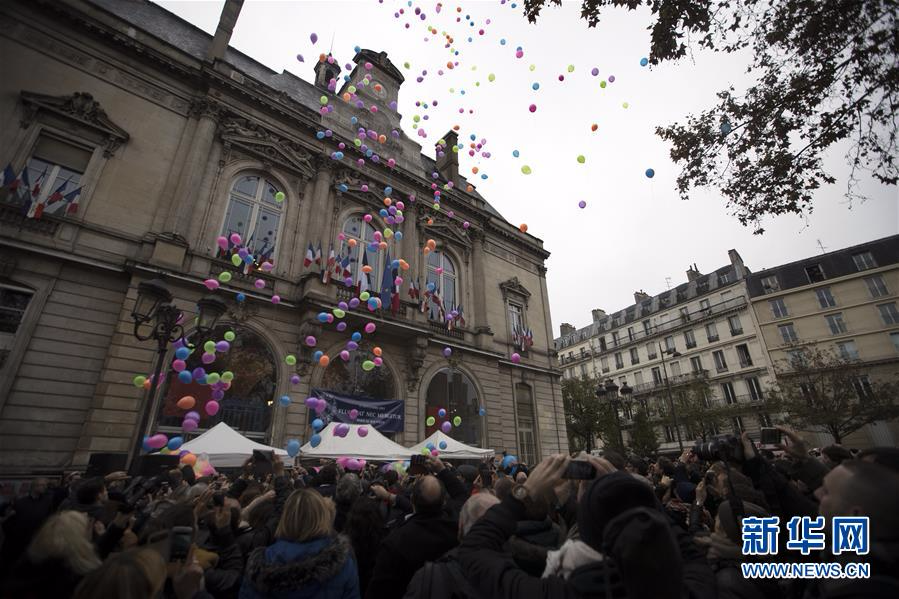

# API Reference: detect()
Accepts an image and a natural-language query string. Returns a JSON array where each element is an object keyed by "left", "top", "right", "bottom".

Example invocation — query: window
[
  {"left": 706, "top": 322, "right": 719, "bottom": 343},
  {"left": 778, "top": 323, "right": 799, "bottom": 344},
  {"left": 679, "top": 307, "right": 690, "bottom": 322},
  {"left": 598, "top": 336, "right": 607, "bottom": 352},
  {"left": 865, "top": 275, "right": 889, "bottom": 298},
  {"left": 684, "top": 329, "right": 697, "bottom": 349},
  {"left": 690, "top": 356, "right": 703, "bottom": 373},
  {"left": 614, "top": 352, "right": 624, "bottom": 369},
  {"left": 221, "top": 175, "right": 284, "bottom": 261},
  {"left": 892, "top": 333, "right": 899, "bottom": 354},
  {"left": 805, "top": 264, "right": 826, "bottom": 283},
  {"left": 627, "top": 326, "right": 635, "bottom": 342},
  {"left": 664, "top": 336, "right": 676, "bottom": 352},
  {"left": 736, "top": 344, "right": 753, "bottom": 367},
  {"left": 799, "top": 383, "right": 817, "bottom": 402},
  {"left": 429, "top": 251, "right": 458, "bottom": 322},
  {"left": 732, "top": 416, "right": 745, "bottom": 433},
  {"left": 852, "top": 251, "right": 877, "bottom": 271},
  {"left": 611, "top": 332, "right": 620, "bottom": 347},
  {"left": 758, "top": 412, "right": 773, "bottom": 428},
  {"left": 713, "top": 350, "right": 728, "bottom": 373},
  {"left": 787, "top": 349, "right": 807, "bottom": 368},
  {"left": 601, "top": 356, "right": 610, "bottom": 373},
  {"left": 642, "top": 320, "right": 652, "bottom": 335},
  {"left": 728, "top": 315, "right": 743, "bottom": 336},
  {"left": 515, "top": 384, "right": 537, "bottom": 465},
  {"left": 852, "top": 376, "right": 874, "bottom": 401},
  {"left": 760, "top": 275, "right": 780, "bottom": 294},
  {"left": 746, "top": 377, "right": 764, "bottom": 401},
  {"left": 580, "top": 347, "right": 587, "bottom": 358},
  {"left": 699, "top": 298, "right": 711, "bottom": 313},
  {"left": 769, "top": 298, "right": 789, "bottom": 318},
  {"left": 878, "top": 303, "right": 899, "bottom": 325},
  {"left": 647, "top": 343, "right": 658, "bottom": 360},
  {"left": 652, "top": 367, "right": 663, "bottom": 385},
  {"left": 629, "top": 347, "right": 640, "bottom": 366},
  {"left": 837, "top": 340, "right": 859, "bottom": 361},
  {"left": 580, "top": 364, "right": 588, "bottom": 378},
  {"left": 720, "top": 270, "right": 732, "bottom": 284},
  {"left": 811, "top": 287, "right": 836, "bottom": 309},
  {"left": 721, "top": 382, "right": 737, "bottom": 404},
  {"left": 825, "top": 313, "right": 848, "bottom": 335},
  {"left": 670, "top": 361, "right": 681, "bottom": 377},
  {"left": 634, "top": 371, "right": 644, "bottom": 386},
  {"left": 9, "top": 135, "right": 92, "bottom": 217},
  {"left": 0, "top": 285, "right": 34, "bottom": 370},
  {"left": 664, "top": 426, "right": 675, "bottom": 443}
]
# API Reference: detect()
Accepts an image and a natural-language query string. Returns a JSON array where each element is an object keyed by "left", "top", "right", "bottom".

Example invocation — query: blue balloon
[
  {"left": 640, "top": 57, "right": 649, "bottom": 67},
  {"left": 236, "top": 293, "right": 246, "bottom": 302},
  {"left": 351, "top": 116, "right": 358, "bottom": 125},
  {"left": 351, "top": 332, "right": 362, "bottom": 342},
  {"left": 338, "top": 184, "right": 348, "bottom": 193},
  {"left": 311, "top": 433, "right": 322, "bottom": 448},
  {"left": 479, "top": 407, "right": 487, "bottom": 416},
  {"left": 312, "top": 418, "right": 324, "bottom": 431},
  {"left": 313, "top": 350, "right": 323, "bottom": 362},
  {"left": 392, "top": 259, "right": 400, "bottom": 269},
  {"left": 175, "top": 347, "right": 190, "bottom": 360},
  {"left": 384, "top": 186, "right": 393, "bottom": 196},
  {"left": 167, "top": 436, "right": 183, "bottom": 451},
  {"left": 645, "top": 168, "right": 655, "bottom": 179},
  {"left": 142, "top": 436, "right": 152, "bottom": 451},
  {"left": 720, "top": 122, "right": 732, "bottom": 134},
  {"left": 427, "top": 282, "right": 436, "bottom": 292},
  {"left": 317, "top": 312, "right": 330, "bottom": 322},
  {"left": 395, "top": 231, "right": 403, "bottom": 241},
  {"left": 427, "top": 443, "right": 435, "bottom": 450},
  {"left": 287, "top": 439, "right": 301, "bottom": 457},
  {"left": 439, "top": 441, "right": 447, "bottom": 450},
  {"left": 316, "top": 131, "right": 325, "bottom": 140},
  {"left": 279, "top": 395, "right": 291, "bottom": 407},
  {"left": 512, "top": 150, "right": 519, "bottom": 158},
  {"left": 178, "top": 370, "right": 193, "bottom": 384},
  {"left": 532, "top": 82, "right": 539, "bottom": 90},
  {"left": 438, "top": 408, "right": 446, "bottom": 418},
  {"left": 379, "top": 209, "right": 389, "bottom": 217}
]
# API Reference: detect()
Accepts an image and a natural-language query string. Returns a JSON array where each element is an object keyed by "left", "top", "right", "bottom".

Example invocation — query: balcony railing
[{"left": 630, "top": 369, "right": 709, "bottom": 395}]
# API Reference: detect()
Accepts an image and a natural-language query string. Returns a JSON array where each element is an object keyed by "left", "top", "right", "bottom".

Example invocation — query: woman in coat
[{"left": 240, "top": 489, "right": 359, "bottom": 599}]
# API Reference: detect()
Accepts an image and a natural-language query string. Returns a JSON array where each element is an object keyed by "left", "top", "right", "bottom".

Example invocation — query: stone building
[
  {"left": 555, "top": 250, "right": 779, "bottom": 453},
  {"left": 0, "top": 0, "right": 566, "bottom": 477},
  {"left": 745, "top": 235, "right": 899, "bottom": 448}
]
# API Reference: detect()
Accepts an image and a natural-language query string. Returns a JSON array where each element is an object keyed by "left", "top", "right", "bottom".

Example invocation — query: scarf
[{"left": 542, "top": 538, "right": 603, "bottom": 579}]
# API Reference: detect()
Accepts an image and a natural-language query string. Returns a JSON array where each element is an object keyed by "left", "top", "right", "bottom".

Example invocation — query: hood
[
  {"left": 515, "top": 518, "right": 560, "bottom": 548},
  {"left": 602, "top": 507, "right": 682, "bottom": 599},
  {"left": 245, "top": 536, "right": 350, "bottom": 593}
]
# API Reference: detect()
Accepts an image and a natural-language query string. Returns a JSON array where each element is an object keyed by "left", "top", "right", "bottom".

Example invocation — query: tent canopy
[
  {"left": 180, "top": 422, "right": 288, "bottom": 468},
  {"left": 408, "top": 430, "right": 495, "bottom": 460},
  {"left": 300, "top": 423, "right": 410, "bottom": 461}
]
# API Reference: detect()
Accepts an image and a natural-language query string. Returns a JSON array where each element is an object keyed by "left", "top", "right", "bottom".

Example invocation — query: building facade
[
  {"left": 0, "top": 0, "right": 566, "bottom": 477},
  {"left": 745, "top": 235, "right": 899, "bottom": 448},
  {"left": 555, "top": 250, "right": 779, "bottom": 453}
]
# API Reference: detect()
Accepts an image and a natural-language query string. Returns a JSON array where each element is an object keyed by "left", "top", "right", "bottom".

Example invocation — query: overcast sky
[{"left": 156, "top": 0, "right": 898, "bottom": 333}]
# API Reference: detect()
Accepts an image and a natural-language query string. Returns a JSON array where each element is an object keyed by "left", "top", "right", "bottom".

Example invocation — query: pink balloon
[
  {"left": 172, "top": 359, "right": 187, "bottom": 372},
  {"left": 348, "top": 409, "right": 359, "bottom": 421},
  {"left": 261, "top": 262, "right": 274, "bottom": 272},
  {"left": 364, "top": 323, "right": 376, "bottom": 334},
  {"left": 203, "top": 279, "right": 220, "bottom": 291},
  {"left": 216, "top": 236, "right": 229, "bottom": 251},
  {"left": 511, "top": 353, "right": 521, "bottom": 363},
  {"left": 373, "top": 357, "right": 383, "bottom": 366},
  {"left": 254, "top": 279, "right": 266, "bottom": 289},
  {"left": 340, "top": 350, "right": 350, "bottom": 361},
  {"left": 201, "top": 352, "right": 216, "bottom": 364},
  {"left": 358, "top": 426, "right": 369, "bottom": 437},
  {"left": 271, "top": 295, "right": 281, "bottom": 304},
  {"left": 148, "top": 434, "right": 168, "bottom": 449},
  {"left": 205, "top": 400, "right": 220, "bottom": 416},
  {"left": 229, "top": 233, "right": 242, "bottom": 245}
]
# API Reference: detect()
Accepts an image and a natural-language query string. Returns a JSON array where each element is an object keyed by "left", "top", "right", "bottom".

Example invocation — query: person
[
  {"left": 458, "top": 454, "right": 715, "bottom": 599},
  {"left": 241, "top": 488, "right": 360, "bottom": 599},
  {"left": 344, "top": 492, "right": 386, "bottom": 596},
  {"left": 365, "top": 457, "right": 467, "bottom": 599},
  {"left": 65, "top": 477, "right": 108, "bottom": 523},
  {"left": 72, "top": 548, "right": 167, "bottom": 599},
  {"left": 313, "top": 465, "right": 339, "bottom": 498},
  {"left": 404, "top": 493, "right": 500, "bottom": 598},
  {"left": 1, "top": 510, "right": 102, "bottom": 599},
  {"left": 334, "top": 474, "right": 362, "bottom": 533},
  {"left": 0, "top": 477, "right": 53, "bottom": 571}
]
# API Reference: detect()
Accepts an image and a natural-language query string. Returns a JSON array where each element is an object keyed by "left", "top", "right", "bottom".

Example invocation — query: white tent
[
  {"left": 299, "top": 423, "right": 410, "bottom": 461},
  {"left": 180, "top": 422, "right": 288, "bottom": 468},
  {"left": 408, "top": 430, "right": 495, "bottom": 460}
]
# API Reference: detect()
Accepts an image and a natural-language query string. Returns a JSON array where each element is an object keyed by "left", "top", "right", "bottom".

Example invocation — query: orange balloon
[
  {"left": 374, "top": 84, "right": 383, "bottom": 93},
  {"left": 143, "top": 379, "right": 151, "bottom": 390},
  {"left": 423, "top": 247, "right": 431, "bottom": 255},
  {"left": 466, "top": 185, "right": 474, "bottom": 192},
  {"left": 472, "top": 167, "right": 479, "bottom": 174},
  {"left": 373, "top": 346, "right": 382, "bottom": 357},
  {"left": 378, "top": 134, "right": 387, "bottom": 144},
  {"left": 378, "top": 241, "right": 388, "bottom": 250},
  {"left": 452, "top": 124, "right": 460, "bottom": 131},
  {"left": 384, "top": 198, "right": 392, "bottom": 206},
  {"left": 427, "top": 218, "right": 434, "bottom": 225},
  {"left": 399, "top": 259, "right": 410, "bottom": 270},
  {"left": 426, "top": 239, "right": 436, "bottom": 249},
  {"left": 519, "top": 224, "right": 528, "bottom": 233},
  {"left": 348, "top": 239, "right": 357, "bottom": 248},
  {"left": 591, "top": 123, "right": 598, "bottom": 131},
  {"left": 362, "top": 265, "right": 373, "bottom": 274},
  {"left": 177, "top": 395, "right": 196, "bottom": 410},
  {"left": 319, "top": 355, "right": 330, "bottom": 367},
  {"left": 181, "top": 453, "right": 197, "bottom": 466}
]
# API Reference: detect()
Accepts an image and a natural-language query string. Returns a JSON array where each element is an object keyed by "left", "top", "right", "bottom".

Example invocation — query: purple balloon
[
  {"left": 336, "top": 322, "right": 347, "bottom": 332},
  {"left": 211, "top": 389, "right": 225, "bottom": 400},
  {"left": 185, "top": 411, "right": 201, "bottom": 421},
  {"left": 305, "top": 397, "right": 317, "bottom": 408},
  {"left": 182, "top": 419, "right": 198, "bottom": 432},
  {"left": 338, "top": 302, "right": 348, "bottom": 310},
  {"left": 192, "top": 367, "right": 206, "bottom": 380},
  {"left": 215, "top": 340, "right": 230, "bottom": 353},
  {"left": 201, "top": 352, "right": 216, "bottom": 364},
  {"left": 347, "top": 341, "right": 359, "bottom": 351},
  {"left": 349, "top": 298, "right": 360, "bottom": 309},
  {"left": 290, "top": 374, "right": 301, "bottom": 385},
  {"left": 441, "top": 421, "right": 452, "bottom": 433}
]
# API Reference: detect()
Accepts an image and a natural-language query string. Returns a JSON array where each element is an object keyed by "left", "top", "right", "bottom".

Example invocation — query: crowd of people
[{"left": 1, "top": 426, "right": 897, "bottom": 599}]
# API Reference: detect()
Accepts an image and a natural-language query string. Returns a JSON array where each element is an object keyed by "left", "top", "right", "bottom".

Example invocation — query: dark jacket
[
  {"left": 0, "top": 556, "right": 87, "bottom": 599},
  {"left": 402, "top": 548, "right": 484, "bottom": 599},
  {"left": 240, "top": 536, "right": 360, "bottom": 599},
  {"left": 507, "top": 518, "right": 564, "bottom": 577},
  {"left": 200, "top": 521, "right": 245, "bottom": 599}
]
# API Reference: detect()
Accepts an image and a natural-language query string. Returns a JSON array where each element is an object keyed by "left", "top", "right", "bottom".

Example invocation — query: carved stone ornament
[
  {"left": 219, "top": 115, "right": 316, "bottom": 179},
  {"left": 500, "top": 277, "right": 532, "bottom": 305},
  {"left": 188, "top": 97, "right": 224, "bottom": 121},
  {"left": 406, "top": 336, "right": 428, "bottom": 392},
  {"left": 20, "top": 91, "right": 130, "bottom": 157}
]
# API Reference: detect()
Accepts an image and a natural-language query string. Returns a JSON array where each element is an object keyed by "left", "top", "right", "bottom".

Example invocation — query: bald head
[
  {"left": 412, "top": 475, "right": 445, "bottom": 514},
  {"left": 459, "top": 493, "right": 499, "bottom": 537},
  {"left": 817, "top": 461, "right": 899, "bottom": 541}
]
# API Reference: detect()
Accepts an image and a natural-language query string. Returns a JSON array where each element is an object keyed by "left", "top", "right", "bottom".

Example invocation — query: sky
[{"left": 156, "top": 0, "right": 898, "bottom": 333}]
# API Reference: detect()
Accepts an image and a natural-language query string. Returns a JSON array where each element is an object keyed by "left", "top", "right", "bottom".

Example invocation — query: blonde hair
[
  {"left": 275, "top": 489, "right": 335, "bottom": 542},
  {"left": 72, "top": 549, "right": 166, "bottom": 599},
  {"left": 27, "top": 511, "right": 101, "bottom": 575}
]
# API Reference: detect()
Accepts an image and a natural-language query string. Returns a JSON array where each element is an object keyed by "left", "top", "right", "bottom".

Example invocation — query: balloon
[
  {"left": 362, "top": 360, "right": 375, "bottom": 371},
  {"left": 201, "top": 352, "right": 215, "bottom": 364},
  {"left": 229, "top": 233, "right": 242, "bottom": 245},
  {"left": 274, "top": 191, "right": 285, "bottom": 203},
  {"left": 319, "top": 355, "right": 330, "bottom": 367},
  {"left": 285, "top": 355, "right": 297, "bottom": 365},
  {"left": 578, "top": 200, "right": 587, "bottom": 209},
  {"left": 333, "top": 308, "right": 346, "bottom": 319},
  {"left": 438, "top": 408, "right": 446, "bottom": 418},
  {"left": 373, "top": 346, "right": 382, "bottom": 357},
  {"left": 351, "top": 332, "right": 362, "bottom": 342},
  {"left": 426, "top": 416, "right": 436, "bottom": 426},
  {"left": 231, "top": 254, "right": 242, "bottom": 266},
  {"left": 359, "top": 291, "right": 370, "bottom": 301},
  {"left": 236, "top": 293, "right": 245, "bottom": 302},
  {"left": 185, "top": 411, "right": 201, "bottom": 422},
  {"left": 205, "top": 400, "right": 220, "bottom": 416},
  {"left": 206, "top": 372, "right": 220, "bottom": 385},
  {"left": 178, "top": 370, "right": 192, "bottom": 384},
  {"left": 310, "top": 32, "right": 318, "bottom": 44},
  {"left": 479, "top": 407, "right": 487, "bottom": 416},
  {"left": 254, "top": 279, "right": 265, "bottom": 289},
  {"left": 521, "top": 165, "right": 532, "bottom": 175},
  {"left": 640, "top": 57, "right": 649, "bottom": 66},
  {"left": 218, "top": 271, "right": 232, "bottom": 283},
  {"left": 311, "top": 434, "right": 322, "bottom": 448},
  {"left": 181, "top": 452, "right": 198, "bottom": 465},
  {"left": 132, "top": 375, "right": 147, "bottom": 388},
  {"left": 167, "top": 436, "right": 183, "bottom": 451},
  {"left": 519, "top": 224, "right": 528, "bottom": 233},
  {"left": 290, "top": 374, "right": 301, "bottom": 385},
  {"left": 645, "top": 168, "right": 655, "bottom": 178},
  {"left": 147, "top": 434, "right": 168, "bottom": 449},
  {"left": 279, "top": 395, "right": 291, "bottom": 407},
  {"left": 512, "top": 150, "right": 519, "bottom": 158},
  {"left": 177, "top": 395, "right": 196, "bottom": 410},
  {"left": 443, "top": 347, "right": 452, "bottom": 358},
  {"left": 358, "top": 426, "right": 369, "bottom": 437},
  {"left": 286, "top": 439, "right": 301, "bottom": 457},
  {"left": 221, "top": 370, "right": 234, "bottom": 382},
  {"left": 441, "top": 421, "right": 452, "bottom": 433},
  {"left": 182, "top": 418, "right": 198, "bottom": 432},
  {"left": 312, "top": 418, "right": 324, "bottom": 431},
  {"left": 175, "top": 347, "right": 190, "bottom": 360},
  {"left": 203, "top": 279, "right": 219, "bottom": 291},
  {"left": 364, "top": 323, "right": 376, "bottom": 334},
  {"left": 511, "top": 353, "right": 521, "bottom": 363},
  {"left": 271, "top": 295, "right": 280, "bottom": 304},
  {"left": 215, "top": 340, "right": 230, "bottom": 352},
  {"left": 340, "top": 350, "right": 350, "bottom": 361},
  {"left": 204, "top": 341, "right": 216, "bottom": 353},
  {"left": 453, "top": 416, "right": 462, "bottom": 426},
  {"left": 528, "top": 104, "right": 536, "bottom": 113},
  {"left": 216, "top": 236, "right": 229, "bottom": 251},
  {"left": 373, "top": 357, "right": 383, "bottom": 367},
  {"left": 577, "top": 155, "right": 586, "bottom": 164},
  {"left": 305, "top": 336, "right": 317, "bottom": 347},
  {"left": 439, "top": 441, "right": 448, "bottom": 450},
  {"left": 720, "top": 122, "right": 732, "bottom": 134},
  {"left": 502, "top": 455, "right": 518, "bottom": 469},
  {"left": 336, "top": 322, "right": 347, "bottom": 332}
]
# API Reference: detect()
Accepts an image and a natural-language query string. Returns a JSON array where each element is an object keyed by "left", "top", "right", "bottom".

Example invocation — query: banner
[{"left": 311, "top": 388, "right": 405, "bottom": 433}]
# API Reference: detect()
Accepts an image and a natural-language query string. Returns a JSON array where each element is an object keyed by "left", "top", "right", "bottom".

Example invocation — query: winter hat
[
  {"left": 577, "top": 471, "right": 657, "bottom": 552},
  {"left": 674, "top": 481, "right": 696, "bottom": 504}
]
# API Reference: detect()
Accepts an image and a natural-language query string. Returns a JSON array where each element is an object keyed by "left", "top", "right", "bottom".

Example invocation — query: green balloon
[
  {"left": 285, "top": 355, "right": 297, "bottom": 365},
  {"left": 218, "top": 271, "right": 232, "bottom": 283},
  {"left": 333, "top": 308, "right": 346, "bottom": 319},
  {"left": 231, "top": 254, "right": 242, "bottom": 266},
  {"left": 204, "top": 341, "right": 216, "bottom": 353},
  {"left": 426, "top": 416, "right": 436, "bottom": 426},
  {"left": 453, "top": 416, "right": 462, "bottom": 426},
  {"left": 521, "top": 165, "right": 532, "bottom": 175},
  {"left": 206, "top": 372, "right": 221, "bottom": 384},
  {"left": 224, "top": 331, "right": 236, "bottom": 342},
  {"left": 362, "top": 360, "right": 375, "bottom": 371},
  {"left": 360, "top": 291, "right": 370, "bottom": 301},
  {"left": 133, "top": 375, "right": 146, "bottom": 388},
  {"left": 221, "top": 371, "right": 234, "bottom": 382},
  {"left": 274, "top": 191, "right": 285, "bottom": 203}
]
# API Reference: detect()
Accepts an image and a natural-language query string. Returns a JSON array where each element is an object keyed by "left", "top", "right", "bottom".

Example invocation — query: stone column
[
  {"left": 471, "top": 230, "right": 489, "bottom": 330},
  {"left": 302, "top": 162, "right": 334, "bottom": 250}
]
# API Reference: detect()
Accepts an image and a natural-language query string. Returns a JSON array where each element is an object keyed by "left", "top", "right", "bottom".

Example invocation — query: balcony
[
  {"left": 707, "top": 335, "right": 720, "bottom": 342},
  {"left": 730, "top": 328, "right": 744, "bottom": 336},
  {"left": 630, "top": 369, "right": 709, "bottom": 395}
]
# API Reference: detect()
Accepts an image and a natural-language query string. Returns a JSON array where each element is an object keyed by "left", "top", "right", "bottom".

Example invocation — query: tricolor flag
[
  {"left": 304, "top": 243, "right": 314, "bottom": 268},
  {"left": 63, "top": 186, "right": 82, "bottom": 214},
  {"left": 340, "top": 254, "right": 352, "bottom": 279},
  {"left": 456, "top": 304, "right": 467, "bottom": 328},
  {"left": 2, "top": 164, "right": 20, "bottom": 190},
  {"left": 408, "top": 278, "right": 420, "bottom": 301},
  {"left": 314, "top": 242, "right": 323, "bottom": 269},
  {"left": 357, "top": 250, "right": 371, "bottom": 294},
  {"left": 45, "top": 180, "right": 68, "bottom": 206},
  {"left": 323, "top": 244, "right": 336, "bottom": 284},
  {"left": 17, "top": 167, "right": 32, "bottom": 214}
]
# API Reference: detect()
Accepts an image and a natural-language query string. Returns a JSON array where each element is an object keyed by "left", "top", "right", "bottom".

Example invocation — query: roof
[
  {"left": 299, "top": 423, "right": 410, "bottom": 461},
  {"left": 408, "top": 430, "right": 495, "bottom": 460},
  {"left": 180, "top": 422, "right": 288, "bottom": 468}
]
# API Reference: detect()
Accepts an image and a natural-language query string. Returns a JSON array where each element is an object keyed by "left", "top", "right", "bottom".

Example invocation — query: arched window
[
  {"left": 220, "top": 175, "right": 283, "bottom": 262},
  {"left": 426, "top": 251, "right": 456, "bottom": 321},
  {"left": 341, "top": 215, "right": 384, "bottom": 290},
  {"left": 157, "top": 325, "right": 276, "bottom": 439},
  {"left": 320, "top": 352, "right": 396, "bottom": 400},
  {"left": 425, "top": 368, "right": 483, "bottom": 446}
]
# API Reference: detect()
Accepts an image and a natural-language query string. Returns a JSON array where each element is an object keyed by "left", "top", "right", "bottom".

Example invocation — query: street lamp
[
  {"left": 596, "top": 378, "right": 632, "bottom": 451},
  {"left": 128, "top": 278, "right": 227, "bottom": 471},
  {"left": 658, "top": 342, "right": 684, "bottom": 451}
]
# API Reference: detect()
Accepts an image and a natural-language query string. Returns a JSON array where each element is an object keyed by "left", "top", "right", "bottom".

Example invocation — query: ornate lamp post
[
  {"left": 596, "top": 378, "right": 632, "bottom": 451},
  {"left": 128, "top": 279, "right": 227, "bottom": 471},
  {"left": 658, "top": 342, "right": 684, "bottom": 451}
]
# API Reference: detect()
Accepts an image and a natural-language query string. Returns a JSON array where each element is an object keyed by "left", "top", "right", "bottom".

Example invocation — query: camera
[{"left": 693, "top": 434, "right": 743, "bottom": 462}]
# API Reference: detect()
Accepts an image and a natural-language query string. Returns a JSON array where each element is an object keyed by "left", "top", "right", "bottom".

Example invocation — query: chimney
[
  {"left": 686, "top": 263, "right": 702, "bottom": 282},
  {"left": 728, "top": 249, "right": 746, "bottom": 279},
  {"left": 560, "top": 323, "right": 576, "bottom": 337},
  {"left": 591, "top": 309, "right": 606, "bottom": 323},
  {"left": 633, "top": 290, "right": 650, "bottom": 303},
  {"left": 207, "top": 0, "right": 244, "bottom": 62},
  {"left": 436, "top": 130, "right": 459, "bottom": 185},
  {"left": 314, "top": 55, "right": 342, "bottom": 91}
]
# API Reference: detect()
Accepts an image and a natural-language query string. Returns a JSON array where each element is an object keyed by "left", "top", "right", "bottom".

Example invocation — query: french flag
[{"left": 303, "top": 243, "right": 314, "bottom": 268}]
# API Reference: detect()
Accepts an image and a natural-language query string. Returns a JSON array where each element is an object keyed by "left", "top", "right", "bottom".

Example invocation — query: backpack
[{"left": 404, "top": 558, "right": 482, "bottom": 599}]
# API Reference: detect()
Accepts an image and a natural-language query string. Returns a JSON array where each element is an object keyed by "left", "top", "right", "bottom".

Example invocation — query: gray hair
[
  {"left": 460, "top": 493, "right": 500, "bottom": 536},
  {"left": 335, "top": 473, "right": 362, "bottom": 505}
]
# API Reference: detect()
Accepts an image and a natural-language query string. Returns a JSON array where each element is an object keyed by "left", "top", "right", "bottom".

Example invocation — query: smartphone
[
  {"left": 169, "top": 526, "right": 193, "bottom": 562},
  {"left": 478, "top": 465, "right": 493, "bottom": 488},
  {"left": 562, "top": 460, "right": 597, "bottom": 480},
  {"left": 760, "top": 427, "right": 782, "bottom": 446},
  {"left": 408, "top": 454, "right": 428, "bottom": 476}
]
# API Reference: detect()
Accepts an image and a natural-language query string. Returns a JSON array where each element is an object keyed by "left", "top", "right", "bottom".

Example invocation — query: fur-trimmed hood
[{"left": 244, "top": 535, "right": 353, "bottom": 596}]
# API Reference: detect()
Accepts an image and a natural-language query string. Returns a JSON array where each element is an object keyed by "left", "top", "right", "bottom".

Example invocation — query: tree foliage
[
  {"left": 524, "top": 0, "right": 898, "bottom": 233},
  {"left": 769, "top": 347, "right": 899, "bottom": 444},
  {"left": 562, "top": 376, "right": 619, "bottom": 452},
  {"left": 669, "top": 379, "right": 729, "bottom": 443},
  {"left": 628, "top": 404, "right": 660, "bottom": 457}
]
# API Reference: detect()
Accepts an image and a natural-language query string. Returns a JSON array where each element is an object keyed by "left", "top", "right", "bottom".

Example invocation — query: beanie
[{"left": 578, "top": 471, "right": 657, "bottom": 551}]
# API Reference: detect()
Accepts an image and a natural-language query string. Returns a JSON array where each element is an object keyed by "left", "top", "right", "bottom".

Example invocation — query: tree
[
  {"left": 769, "top": 347, "right": 899, "bottom": 444},
  {"left": 524, "top": 0, "right": 897, "bottom": 233},
  {"left": 669, "top": 379, "right": 729, "bottom": 443},
  {"left": 562, "top": 376, "right": 619, "bottom": 452},
  {"left": 628, "top": 404, "right": 660, "bottom": 457}
]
